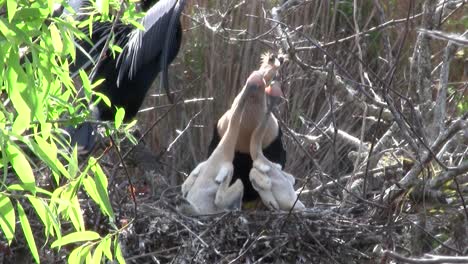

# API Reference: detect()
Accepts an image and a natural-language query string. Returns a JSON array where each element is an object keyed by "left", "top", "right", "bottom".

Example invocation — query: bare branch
[
  {"left": 419, "top": 29, "right": 468, "bottom": 46},
  {"left": 383, "top": 119, "right": 468, "bottom": 202},
  {"left": 383, "top": 250, "right": 468, "bottom": 263}
]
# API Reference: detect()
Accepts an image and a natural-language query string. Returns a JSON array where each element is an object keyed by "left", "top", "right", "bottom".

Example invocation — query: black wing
[{"left": 117, "top": 0, "right": 185, "bottom": 92}]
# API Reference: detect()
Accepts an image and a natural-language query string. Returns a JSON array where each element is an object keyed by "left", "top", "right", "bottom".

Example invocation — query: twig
[
  {"left": 266, "top": 11, "right": 387, "bottom": 108},
  {"left": 452, "top": 177, "right": 468, "bottom": 221},
  {"left": 275, "top": 111, "right": 387, "bottom": 209},
  {"left": 296, "top": 12, "right": 424, "bottom": 50},
  {"left": 170, "top": 216, "right": 212, "bottom": 250},
  {"left": 383, "top": 250, "right": 468, "bottom": 263},
  {"left": 431, "top": 30, "right": 468, "bottom": 140},
  {"left": 383, "top": 119, "right": 468, "bottom": 203},
  {"left": 301, "top": 217, "right": 340, "bottom": 264},
  {"left": 167, "top": 109, "right": 203, "bottom": 151},
  {"left": 108, "top": 134, "right": 138, "bottom": 218},
  {"left": 88, "top": 0, "right": 127, "bottom": 83},
  {"left": 418, "top": 29, "right": 468, "bottom": 46},
  {"left": 310, "top": 164, "right": 402, "bottom": 195},
  {"left": 429, "top": 161, "right": 468, "bottom": 188},
  {"left": 125, "top": 246, "right": 180, "bottom": 261},
  {"left": 363, "top": 107, "right": 385, "bottom": 195},
  {"left": 227, "top": 233, "right": 265, "bottom": 264}
]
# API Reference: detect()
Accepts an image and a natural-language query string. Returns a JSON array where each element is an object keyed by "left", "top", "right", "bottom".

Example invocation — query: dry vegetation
[
  {"left": 115, "top": 0, "right": 468, "bottom": 263},
  {"left": 4, "top": 0, "right": 468, "bottom": 263}
]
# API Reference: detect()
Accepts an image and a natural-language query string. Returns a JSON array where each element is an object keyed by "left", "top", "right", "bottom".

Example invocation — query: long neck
[
  {"left": 250, "top": 104, "right": 270, "bottom": 161},
  {"left": 229, "top": 88, "right": 267, "bottom": 153},
  {"left": 240, "top": 93, "right": 266, "bottom": 132},
  {"left": 213, "top": 89, "right": 249, "bottom": 160}
]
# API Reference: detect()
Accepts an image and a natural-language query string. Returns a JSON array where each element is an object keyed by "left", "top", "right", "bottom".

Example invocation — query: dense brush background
[
  {"left": 135, "top": 0, "right": 466, "bottom": 188},
  {"left": 91, "top": 0, "right": 468, "bottom": 261},
  {"left": 1, "top": 0, "right": 467, "bottom": 262}
]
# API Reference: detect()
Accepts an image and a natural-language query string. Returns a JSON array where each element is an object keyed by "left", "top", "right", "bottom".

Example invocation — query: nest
[{"left": 118, "top": 188, "right": 385, "bottom": 263}]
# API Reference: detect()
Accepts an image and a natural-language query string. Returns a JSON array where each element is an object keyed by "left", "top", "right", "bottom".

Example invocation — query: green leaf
[
  {"left": 101, "top": 236, "right": 113, "bottom": 260},
  {"left": 67, "top": 146, "right": 79, "bottom": 179},
  {"left": 82, "top": 176, "right": 100, "bottom": 206},
  {"left": 42, "top": 199, "right": 62, "bottom": 239},
  {"left": 6, "top": 0, "right": 17, "bottom": 22},
  {"left": 91, "top": 162, "right": 114, "bottom": 220},
  {"left": 68, "top": 245, "right": 92, "bottom": 264},
  {"left": 5, "top": 142, "right": 36, "bottom": 193},
  {"left": 32, "top": 136, "right": 70, "bottom": 181},
  {"left": 0, "top": 194, "right": 15, "bottom": 245},
  {"left": 114, "top": 238, "right": 125, "bottom": 264},
  {"left": 127, "top": 18, "right": 145, "bottom": 31},
  {"left": 62, "top": 26, "right": 76, "bottom": 60},
  {"left": 52, "top": 185, "right": 68, "bottom": 214},
  {"left": 49, "top": 23, "right": 63, "bottom": 54},
  {"left": 67, "top": 192, "right": 85, "bottom": 231},
  {"left": 98, "top": 0, "right": 109, "bottom": 17},
  {"left": 67, "top": 246, "right": 81, "bottom": 264},
  {"left": 7, "top": 185, "right": 52, "bottom": 196},
  {"left": 28, "top": 196, "right": 52, "bottom": 237},
  {"left": 79, "top": 69, "right": 92, "bottom": 100},
  {"left": 92, "top": 241, "right": 104, "bottom": 264},
  {"left": 17, "top": 202, "right": 40, "bottom": 264},
  {"left": 14, "top": 7, "right": 46, "bottom": 23},
  {"left": 0, "top": 19, "right": 17, "bottom": 41},
  {"left": 115, "top": 107, "right": 125, "bottom": 129},
  {"left": 110, "top": 44, "right": 122, "bottom": 54},
  {"left": 90, "top": 78, "right": 105, "bottom": 89},
  {"left": 125, "top": 119, "right": 138, "bottom": 130},
  {"left": 47, "top": 0, "right": 54, "bottom": 14},
  {"left": 0, "top": 111, "right": 6, "bottom": 131},
  {"left": 51, "top": 231, "right": 101, "bottom": 248},
  {"left": 94, "top": 91, "right": 111, "bottom": 107},
  {"left": 7, "top": 53, "right": 31, "bottom": 134}
]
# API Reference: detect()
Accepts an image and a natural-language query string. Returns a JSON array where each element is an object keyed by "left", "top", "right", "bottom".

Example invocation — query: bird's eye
[{"left": 278, "top": 57, "right": 284, "bottom": 64}]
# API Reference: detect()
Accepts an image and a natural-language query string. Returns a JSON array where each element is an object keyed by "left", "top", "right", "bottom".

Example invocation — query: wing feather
[{"left": 117, "top": 0, "right": 183, "bottom": 86}]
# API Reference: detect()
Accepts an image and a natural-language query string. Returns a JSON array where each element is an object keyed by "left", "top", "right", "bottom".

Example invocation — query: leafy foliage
[{"left": 0, "top": 0, "right": 142, "bottom": 262}]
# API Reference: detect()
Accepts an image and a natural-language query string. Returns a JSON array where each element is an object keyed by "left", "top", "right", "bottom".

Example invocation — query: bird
[
  {"left": 207, "top": 52, "right": 287, "bottom": 202},
  {"left": 249, "top": 81, "right": 305, "bottom": 211},
  {"left": 68, "top": 0, "right": 186, "bottom": 153},
  {"left": 179, "top": 71, "right": 267, "bottom": 215},
  {"left": 72, "top": 0, "right": 186, "bottom": 121}
]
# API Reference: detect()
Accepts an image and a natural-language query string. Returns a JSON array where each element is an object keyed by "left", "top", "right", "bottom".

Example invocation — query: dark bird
[
  {"left": 207, "top": 53, "right": 287, "bottom": 203},
  {"left": 69, "top": 0, "right": 186, "bottom": 152},
  {"left": 73, "top": 0, "right": 186, "bottom": 120}
]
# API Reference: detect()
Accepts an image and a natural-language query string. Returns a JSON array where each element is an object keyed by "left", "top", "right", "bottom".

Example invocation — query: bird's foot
[{"left": 253, "top": 160, "right": 271, "bottom": 173}]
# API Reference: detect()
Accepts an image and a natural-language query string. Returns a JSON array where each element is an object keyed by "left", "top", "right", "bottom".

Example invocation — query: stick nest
[{"left": 119, "top": 188, "right": 385, "bottom": 263}]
